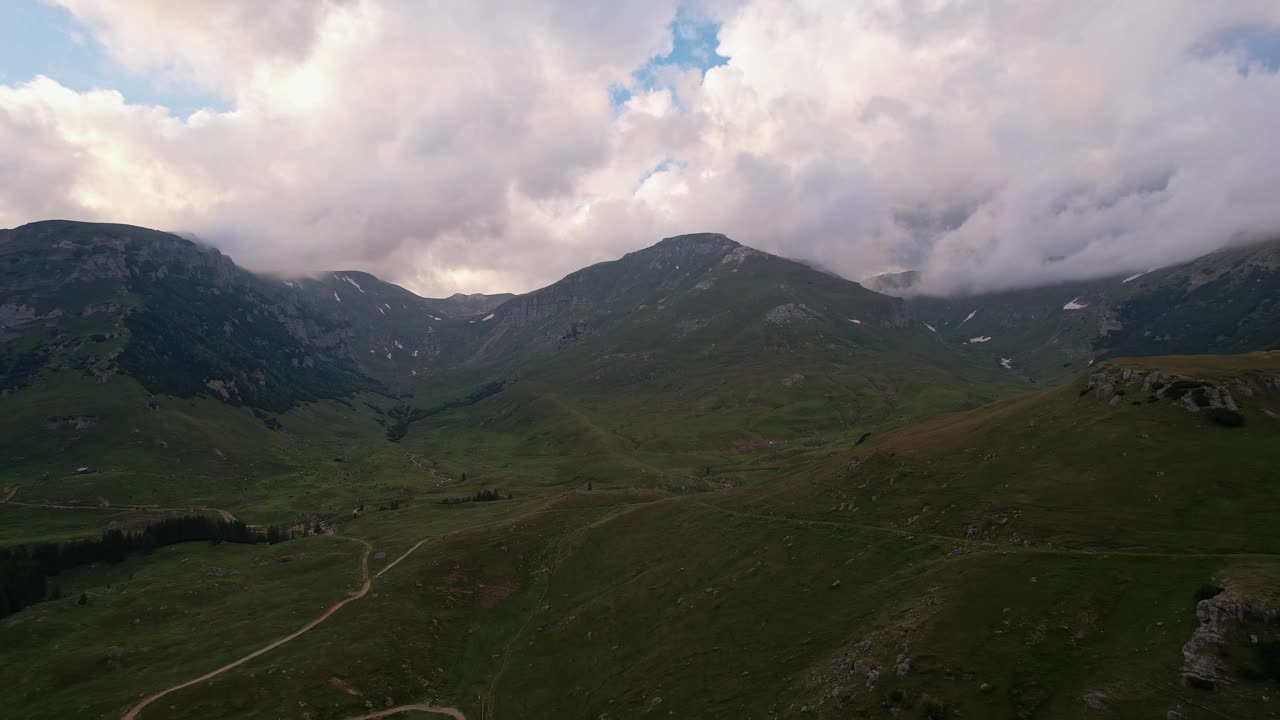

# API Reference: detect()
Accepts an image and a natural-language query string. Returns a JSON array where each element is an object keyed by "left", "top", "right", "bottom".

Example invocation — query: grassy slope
[
  {"left": 0, "top": 535, "right": 367, "bottom": 719},
  {"left": 3, "top": 353, "right": 1273, "bottom": 719},
  {"left": 5, "top": 221, "right": 1278, "bottom": 719},
  {"left": 905, "top": 237, "right": 1280, "bottom": 386}
]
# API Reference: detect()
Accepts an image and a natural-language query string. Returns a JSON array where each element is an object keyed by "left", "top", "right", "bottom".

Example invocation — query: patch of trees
[
  {"left": 252, "top": 407, "right": 283, "bottom": 430},
  {"left": 1194, "top": 583, "right": 1225, "bottom": 603},
  {"left": 386, "top": 379, "right": 508, "bottom": 441},
  {"left": 0, "top": 515, "right": 294, "bottom": 619},
  {"left": 440, "top": 489, "right": 510, "bottom": 505}
]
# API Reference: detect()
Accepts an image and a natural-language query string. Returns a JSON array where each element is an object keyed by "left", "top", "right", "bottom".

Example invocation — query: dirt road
[
  {"left": 120, "top": 537, "right": 372, "bottom": 720},
  {"left": 344, "top": 704, "right": 466, "bottom": 719},
  {"left": 115, "top": 496, "right": 599, "bottom": 719},
  {"left": 4, "top": 498, "right": 236, "bottom": 522}
]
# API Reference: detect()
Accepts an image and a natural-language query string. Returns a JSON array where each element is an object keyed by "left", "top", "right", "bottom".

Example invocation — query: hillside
[
  {"left": 4, "top": 219, "right": 1280, "bottom": 720},
  {"left": 3, "top": 353, "right": 1276, "bottom": 718},
  {"left": 0, "top": 223, "right": 1024, "bottom": 517},
  {"left": 408, "top": 233, "right": 1020, "bottom": 456},
  {"left": 877, "top": 238, "right": 1280, "bottom": 385}
]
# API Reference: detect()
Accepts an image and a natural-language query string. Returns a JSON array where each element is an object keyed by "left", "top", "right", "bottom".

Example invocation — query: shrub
[
  {"left": 1194, "top": 583, "right": 1225, "bottom": 603},
  {"left": 1259, "top": 641, "right": 1280, "bottom": 682},
  {"left": 1206, "top": 408, "right": 1245, "bottom": 427},
  {"left": 919, "top": 694, "right": 950, "bottom": 720}
]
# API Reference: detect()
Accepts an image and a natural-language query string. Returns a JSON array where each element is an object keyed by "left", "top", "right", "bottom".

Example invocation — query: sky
[{"left": 3, "top": 1, "right": 1280, "bottom": 297}]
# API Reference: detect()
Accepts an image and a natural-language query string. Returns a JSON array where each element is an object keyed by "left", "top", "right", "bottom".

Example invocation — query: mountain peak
[{"left": 652, "top": 232, "right": 739, "bottom": 249}]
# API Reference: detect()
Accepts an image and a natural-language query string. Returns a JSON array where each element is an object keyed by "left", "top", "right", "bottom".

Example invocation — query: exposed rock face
[
  {"left": 1085, "top": 364, "right": 1272, "bottom": 416},
  {"left": 718, "top": 245, "right": 764, "bottom": 270},
  {"left": 44, "top": 416, "right": 97, "bottom": 430},
  {"left": 0, "top": 303, "right": 39, "bottom": 329},
  {"left": 1181, "top": 589, "right": 1280, "bottom": 689},
  {"left": 765, "top": 303, "right": 819, "bottom": 325},
  {"left": 205, "top": 378, "right": 241, "bottom": 403},
  {"left": 500, "top": 286, "right": 593, "bottom": 328},
  {"left": 0, "top": 303, "right": 64, "bottom": 342}
]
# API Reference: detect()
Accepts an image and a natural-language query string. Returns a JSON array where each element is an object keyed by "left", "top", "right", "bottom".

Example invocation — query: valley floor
[{"left": 4, "top": 353, "right": 1280, "bottom": 719}]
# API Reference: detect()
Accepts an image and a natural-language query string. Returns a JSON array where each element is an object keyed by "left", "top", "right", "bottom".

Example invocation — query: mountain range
[
  {"left": 871, "top": 239, "right": 1280, "bottom": 384},
  {"left": 2, "top": 220, "right": 1280, "bottom": 719}
]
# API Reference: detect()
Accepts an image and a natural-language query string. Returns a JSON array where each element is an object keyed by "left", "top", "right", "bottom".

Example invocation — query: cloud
[{"left": 3, "top": 1, "right": 1280, "bottom": 296}]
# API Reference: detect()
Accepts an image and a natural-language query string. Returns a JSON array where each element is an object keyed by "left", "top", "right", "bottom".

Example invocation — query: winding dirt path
[
  {"left": 344, "top": 704, "right": 467, "bottom": 720},
  {"left": 376, "top": 537, "right": 432, "bottom": 578},
  {"left": 120, "top": 537, "right": 372, "bottom": 720},
  {"left": 196, "top": 505, "right": 238, "bottom": 523},
  {"left": 3, "top": 498, "right": 237, "bottom": 522},
  {"left": 117, "top": 494, "right": 607, "bottom": 719}
]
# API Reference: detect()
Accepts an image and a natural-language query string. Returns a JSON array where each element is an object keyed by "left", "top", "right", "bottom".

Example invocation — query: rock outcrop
[{"left": 1181, "top": 588, "right": 1279, "bottom": 689}]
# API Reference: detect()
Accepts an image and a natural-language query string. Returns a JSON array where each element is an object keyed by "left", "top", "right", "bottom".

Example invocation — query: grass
[
  {"left": 0, "top": 535, "right": 364, "bottom": 719},
  {"left": 3, "top": 353, "right": 1280, "bottom": 719}
]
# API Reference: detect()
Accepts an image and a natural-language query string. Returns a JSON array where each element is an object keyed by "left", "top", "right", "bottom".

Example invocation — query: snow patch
[
  {"left": 394, "top": 340, "right": 403, "bottom": 349},
  {"left": 1063, "top": 298, "right": 1088, "bottom": 310},
  {"left": 848, "top": 318, "right": 862, "bottom": 325},
  {"left": 385, "top": 352, "right": 392, "bottom": 360},
  {"left": 924, "top": 323, "right": 937, "bottom": 333},
  {"left": 482, "top": 313, "right": 495, "bottom": 321},
  {"left": 283, "top": 280, "right": 298, "bottom": 289},
  {"left": 430, "top": 315, "right": 441, "bottom": 321},
  {"left": 342, "top": 275, "right": 366, "bottom": 293},
  {"left": 412, "top": 350, "right": 419, "bottom": 358},
  {"left": 968, "top": 336, "right": 992, "bottom": 343},
  {"left": 959, "top": 310, "right": 977, "bottom": 325},
  {"left": 384, "top": 303, "right": 391, "bottom": 310},
  {"left": 1122, "top": 272, "right": 1146, "bottom": 284},
  {"left": 333, "top": 291, "right": 342, "bottom": 303},
  {"left": 378, "top": 307, "right": 385, "bottom": 315},
  {"left": 1000, "top": 357, "right": 1013, "bottom": 369}
]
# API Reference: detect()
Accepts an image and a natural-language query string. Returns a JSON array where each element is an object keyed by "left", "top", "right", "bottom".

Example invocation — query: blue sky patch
[
  {"left": 0, "top": 0, "right": 228, "bottom": 117},
  {"left": 1196, "top": 25, "right": 1280, "bottom": 75},
  {"left": 612, "top": 13, "right": 728, "bottom": 111}
]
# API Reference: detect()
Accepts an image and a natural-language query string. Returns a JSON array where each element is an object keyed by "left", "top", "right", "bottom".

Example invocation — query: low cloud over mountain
[{"left": 3, "top": 1, "right": 1280, "bottom": 296}]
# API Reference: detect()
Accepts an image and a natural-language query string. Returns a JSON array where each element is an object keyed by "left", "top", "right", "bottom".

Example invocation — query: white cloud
[{"left": 2, "top": 1, "right": 1280, "bottom": 297}]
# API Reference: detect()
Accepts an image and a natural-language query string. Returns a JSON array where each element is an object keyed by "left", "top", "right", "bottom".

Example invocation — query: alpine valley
[{"left": 3, "top": 220, "right": 1280, "bottom": 720}]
